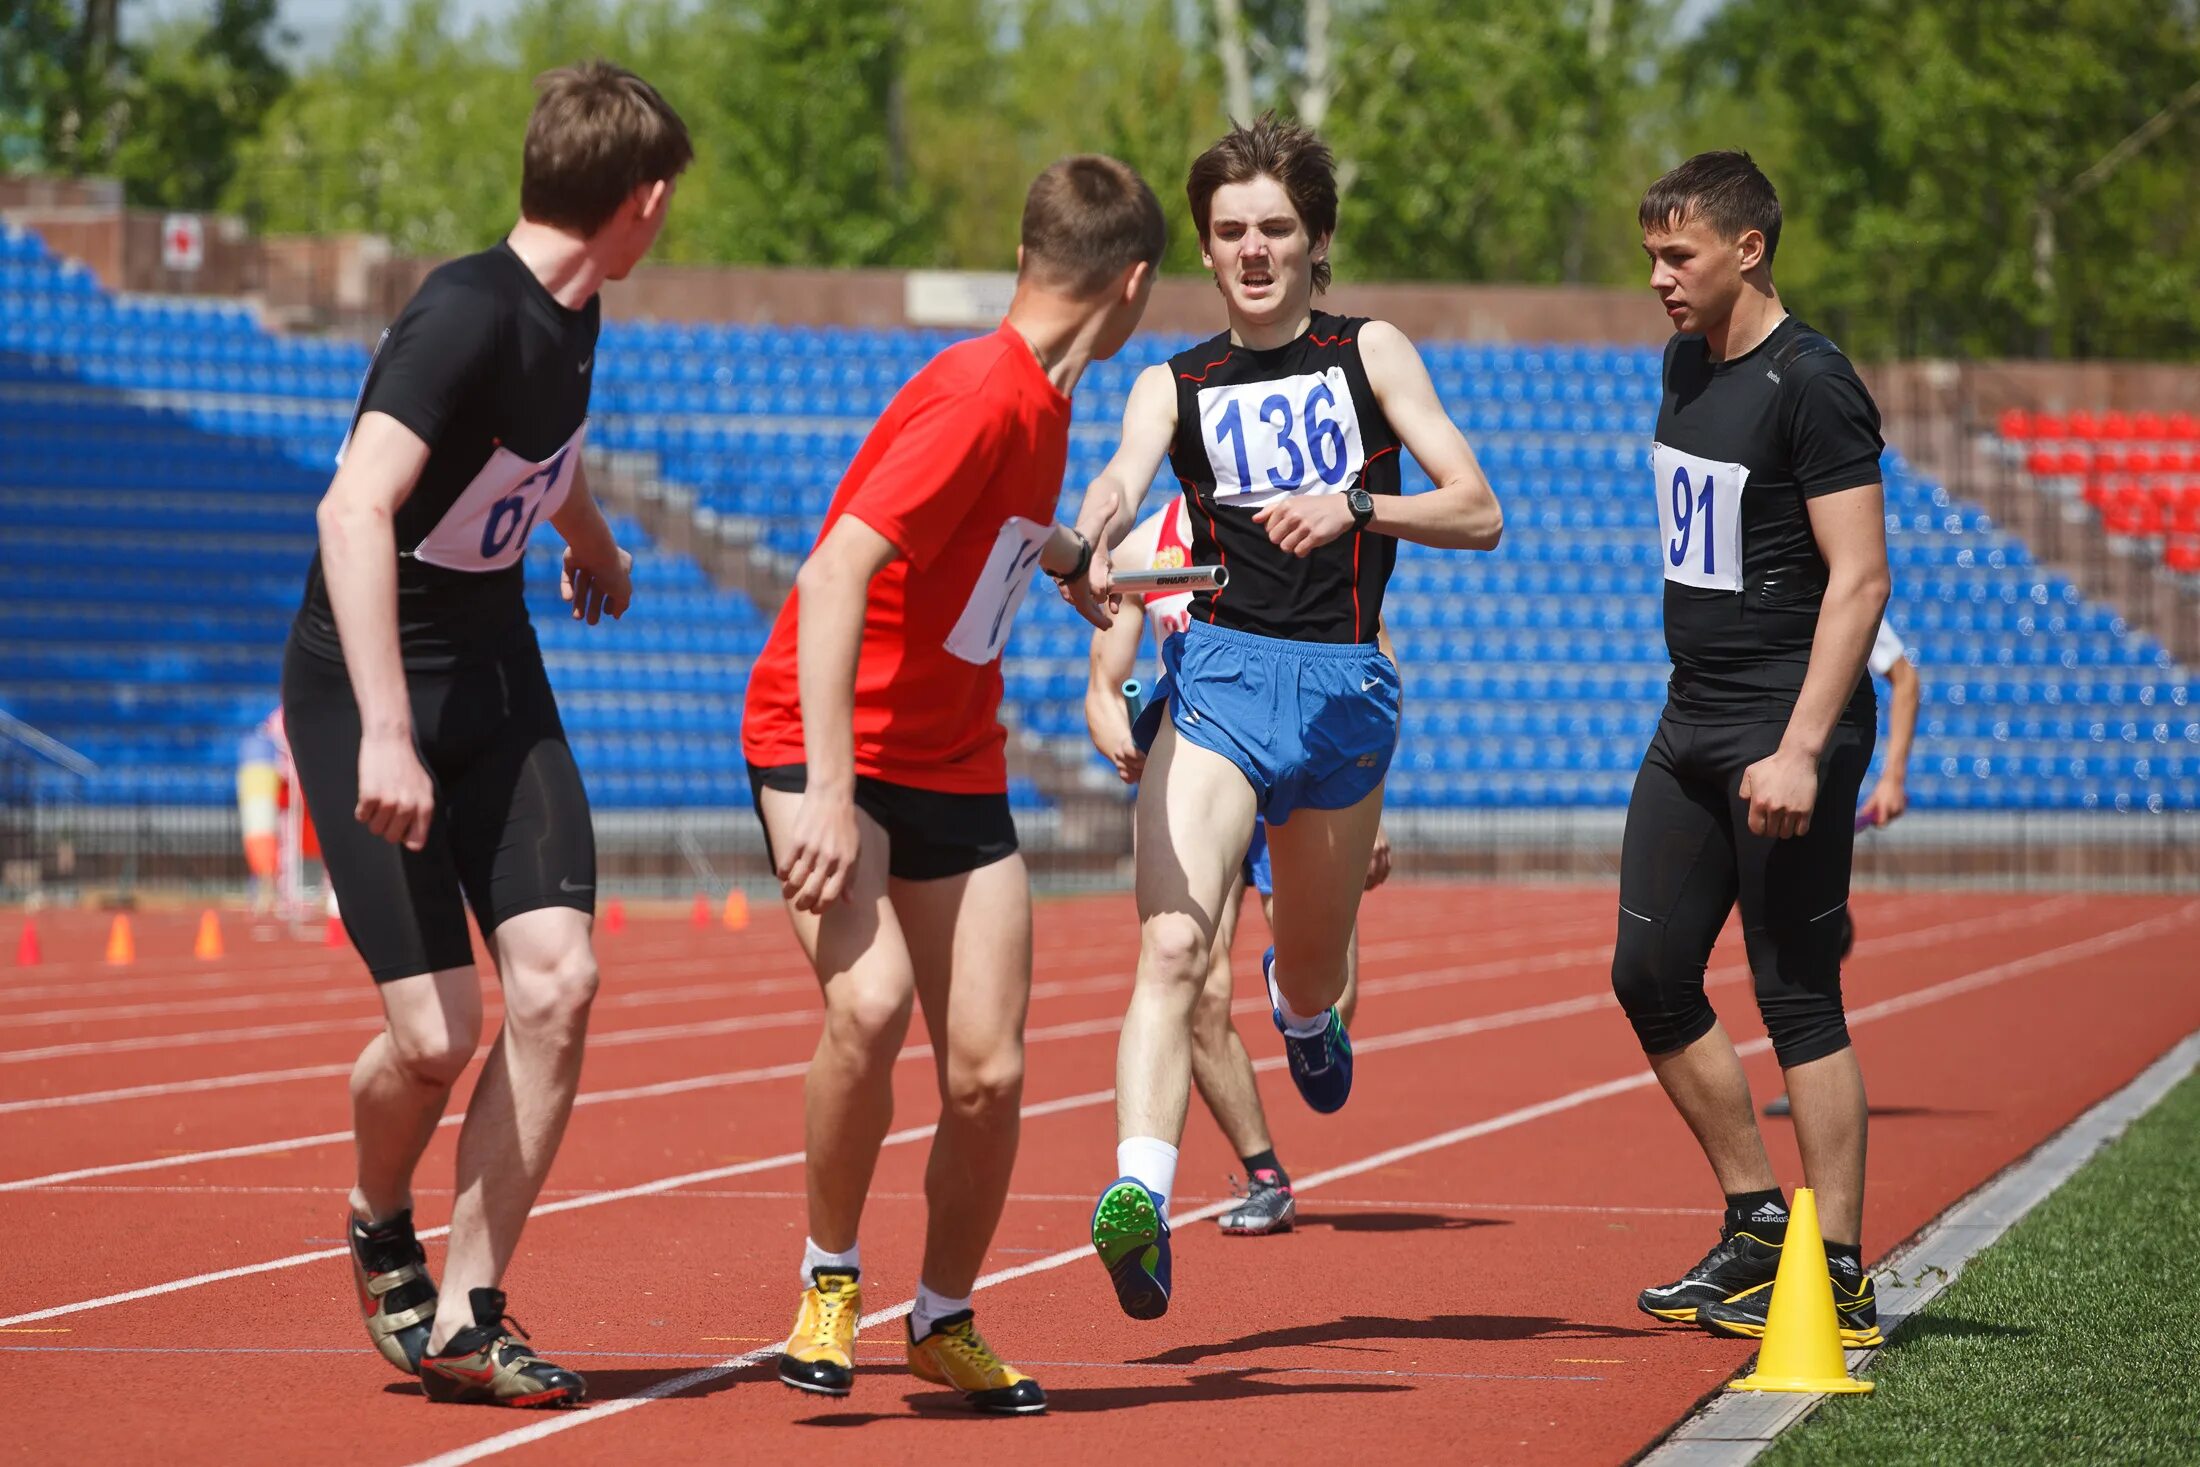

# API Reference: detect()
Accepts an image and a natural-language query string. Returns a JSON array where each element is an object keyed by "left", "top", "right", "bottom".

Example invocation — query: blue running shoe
[
  {"left": 1090, "top": 1178, "right": 1171, "bottom": 1320},
  {"left": 1264, "top": 946, "right": 1353, "bottom": 1114}
]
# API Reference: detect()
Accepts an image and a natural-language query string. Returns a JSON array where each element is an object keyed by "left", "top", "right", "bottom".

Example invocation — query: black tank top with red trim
[{"left": 1165, "top": 310, "right": 1402, "bottom": 643}]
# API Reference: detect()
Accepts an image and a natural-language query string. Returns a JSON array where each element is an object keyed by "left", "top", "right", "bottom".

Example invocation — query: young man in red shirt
[{"left": 740, "top": 155, "right": 1163, "bottom": 1415}]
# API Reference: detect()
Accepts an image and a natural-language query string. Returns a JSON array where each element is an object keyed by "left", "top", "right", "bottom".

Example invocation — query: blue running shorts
[
  {"left": 1133, "top": 619, "right": 1399, "bottom": 826},
  {"left": 1242, "top": 818, "right": 1272, "bottom": 895}
]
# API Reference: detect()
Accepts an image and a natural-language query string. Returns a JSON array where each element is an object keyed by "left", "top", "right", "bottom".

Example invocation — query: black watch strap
[
  {"left": 1348, "top": 488, "right": 1375, "bottom": 528},
  {"left": 1051, "top": 529, "right": 1094, "bottom": 583}
]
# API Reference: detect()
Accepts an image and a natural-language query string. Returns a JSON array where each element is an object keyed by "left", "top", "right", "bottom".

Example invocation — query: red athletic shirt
[{"left": 741, "top": 324, "right": 1071, "bottom": 794}]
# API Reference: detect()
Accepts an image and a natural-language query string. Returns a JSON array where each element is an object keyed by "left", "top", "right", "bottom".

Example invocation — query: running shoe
[
  {"left": 1696, "top": 1269, "right": 1884, "bottom": 1348},
  {"left": 417, "top": 1288, "right": 586, "bottom": 1407},
  {"left": 1263, "top": 946, "right": 1353, "bottom": 1114},
  {"left": 778, "top": 1267, "right": 861, "bottom": 1396},
  {"left": 1091, "top": 1178, "right": 1171, "bottom": 1320},
  {"left": 906, "top": 1310, "right": 1047, "bottom": 1414},
  {"left": 345, "top": 1208, "right": 438, "bottom": 1374},
  {"left": 1636, "top": 1225, "right": 1785, "bottom": 1324},
  {"left": 1218, "top": 1169, "right": 1297, "bottom": 1236}
]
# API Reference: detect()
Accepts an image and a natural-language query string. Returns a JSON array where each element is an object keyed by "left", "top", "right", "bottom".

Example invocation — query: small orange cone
[
  {"left": 193, "top": 910, "right": 224, "bottom": 960},
  {"left": 105, "top": 914, "right": 136, "bottom": 966},
  {"left": 602, "top": 898, "right": 626, "bottom": 936},
  {"left": 690, "top": 893, "right": 710, "bottom": 928},
  {"left": 15, "top": 918, "right": 40, "bottom": 967},
  {"left": 1728, "top": 1187, "right": 1874, "bottom": 1395},
  {"left": 324, "top": 913, "right": 346, "bottom": 949},
  {"left": 722, "top": 889, "right": 750, "bottom": 931}
]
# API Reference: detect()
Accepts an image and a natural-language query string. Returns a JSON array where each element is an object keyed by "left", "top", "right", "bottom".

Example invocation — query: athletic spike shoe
[
  {"left": 1696, "top": 1269, "right": 1884, "bottom": 1348},
  {"left": 906, "top": 1310, "right": 1048, "bottom": 1414},
  {"left": 345, "top": 1208, "right": 438, "bottom": 1374},
  {"left": 1636, "top": 1225, "right": 1785, "bottom": 1324},
  {"left": 1264, "top": 946, "right": 1353, "bottom": 1114},
  {"left": 1091, "top": 1178, "right": 1171, "bottom": 1320},
  {"left": 418, "top": 1288, "right": 586, "bottom": 1407},
  {"left": 778, "top": 1267, "right": 861, "bottom": 1396},
  {"left": 1217, "top": 1169, "right": 1297, "bottom": 1236}
]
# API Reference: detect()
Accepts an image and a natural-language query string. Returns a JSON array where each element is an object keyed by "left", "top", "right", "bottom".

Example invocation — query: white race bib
[
  {"left": 1653, "top": 441, "right": 1746, "bottom": 591},
  {"left": 410, "top": 423, "right": 587, "bottom": 573},
  {"left": 1197, "top": 366, "right": 1364, "bottom": 507},
  {"left": 944, "top": 515, "right": 1049, "bottom": 666}
]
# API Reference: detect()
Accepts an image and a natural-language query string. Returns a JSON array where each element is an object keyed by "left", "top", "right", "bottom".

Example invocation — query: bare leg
[
  {"left": 1646, "top": 1023, "right": 1779, "bottom": 1200},
  {"left": 1256, "top": 890, "right": 1359, "bottom": 1029},
  {"left": 429, "top": 906, "right": 599, "bottom": 1348},
  {"left": 349, "top": 967, "right": 481, "bottom": 1224},
  {"left": 899, "top": 854, "right": 1032, "bottom": 1297},
  {"left": 756, "top": 787, "right": 912, "bottom": 1257},
  {"left": 1190, "top": 878, "right": 1272, "bottom": 1159},
  {"left": 1119, "top": 721, "right": 1260, "bottom": 1147},
  {"left": 1784, "top": 1047, "right": 1867, "bottom": 1244},
  {"left": 1260, "top": 785, "right": 1385, "bottom": 1019}
]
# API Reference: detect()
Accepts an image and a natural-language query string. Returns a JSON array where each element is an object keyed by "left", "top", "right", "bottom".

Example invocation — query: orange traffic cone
[
  {"left": 324, "top": 913, "right": 346, "bottom": 949},
  {"left": 15, "top": 918, "right": 40, "bottom": 967},
  {"left": 193, "top": 910, "right": 224, "bottom": 960},
  {"left": 690, "top": 893, "right": 710, "bottom": 928},
  {"left": 722, "top": 889, "right": 750, "bottom": 931},
  {"left": 602, "top": 898, "right": 627, "bottom": 936},
  {"left": 105, "top": 914, "right": 136, "bottom": 966},
  {"left": 1728, "top": 1187, "right": 1875, "bottom": 1395}
]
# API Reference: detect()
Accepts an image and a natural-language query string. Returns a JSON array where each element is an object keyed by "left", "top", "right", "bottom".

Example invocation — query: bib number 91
[{"left": 1652, "top": 442, "right": 1746, "bottom": 591}]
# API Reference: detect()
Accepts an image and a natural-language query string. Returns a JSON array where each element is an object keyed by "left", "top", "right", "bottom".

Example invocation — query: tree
[{"left": 109, "top": 0, "right": 291, "bottom": 209}]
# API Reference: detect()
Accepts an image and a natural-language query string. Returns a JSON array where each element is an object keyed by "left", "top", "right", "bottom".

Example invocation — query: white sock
[
  {"left": 1116, "top": 1136, "right": 1179, "bottom": 1221},
  {"left": 801, "top": 1236, "right": 859, "bottom": 1286},
  {"left": 911, "top": 1281, "right": 973, "bottom": 1341},
  {"left": 1265, "top": 954, "right": 1331, "bottom": 1038}
]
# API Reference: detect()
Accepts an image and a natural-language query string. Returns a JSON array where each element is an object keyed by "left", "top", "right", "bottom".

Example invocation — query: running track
[{"left": 3, "top": 886, "right": 2195, "bottom": 1465}]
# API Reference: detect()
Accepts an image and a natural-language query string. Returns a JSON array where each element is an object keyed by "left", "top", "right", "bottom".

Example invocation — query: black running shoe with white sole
[
  {"left": 346, "top": 1209, "right": 438, "bottom": 1374},
  {"left": 1697, "top": 1269, "right": 1883, "bottom": 1348},
  {"left": 418, "top": 1288, "right": 587, "bottom": 1407},
  {"left": 1637, "top": 1227, "right": 1784, "bottom": 1324},
  {"left": 1218, "top": 1169, "right": 1297, "bottom": 1236}
]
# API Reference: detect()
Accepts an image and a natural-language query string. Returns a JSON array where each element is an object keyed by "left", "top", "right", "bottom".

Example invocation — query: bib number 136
[{"left": 1652, "top": 443, "right": 1745, "bottom": 591}]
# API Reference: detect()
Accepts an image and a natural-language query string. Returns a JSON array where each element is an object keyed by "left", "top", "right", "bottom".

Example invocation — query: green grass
[{"left": 1759, "top": 1066, "right": 2200, "bottom": 1467}]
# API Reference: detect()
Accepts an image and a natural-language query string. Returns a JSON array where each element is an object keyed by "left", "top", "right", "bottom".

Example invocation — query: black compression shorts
[
  {"left": 746, "top": 764, "right": 1017, "bottom": 883},
  {"left": 281, "top": 630, "right": 595, "bottom": 982},
  {"left": 1610, "top": 714, "right": 1874, "bottom": 1069}
]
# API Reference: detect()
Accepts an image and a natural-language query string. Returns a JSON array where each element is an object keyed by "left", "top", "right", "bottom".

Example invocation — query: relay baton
[
  {"left": 1108, "top": 565, "right": 1229, "bottom": 595},
  {"left": 1122, "top": 678, "right": 1146, "bottom": 723}
]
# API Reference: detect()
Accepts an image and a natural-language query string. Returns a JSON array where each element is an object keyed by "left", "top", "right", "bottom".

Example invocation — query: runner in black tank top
[
  {"left": 1616, "top": 152, "right": 1891, "bottom": 1352},
  {"left": 1059, "top": 116, "right": 1503, "bottom": 1324},
  {"left": 275, "top": 62, "right": 691, "bottom": 1408},
  {"left": 1165, "top": 311, "right": 1403, "bottom": 643}
]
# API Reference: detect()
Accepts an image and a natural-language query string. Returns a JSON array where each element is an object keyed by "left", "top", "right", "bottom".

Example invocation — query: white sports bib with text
[
  {"left": 1197, "top": 366, "right": 1365, "bottom": 508},
  {"left": 1653, "top": 441, "right": 1747, "bottom": 592},
  {"left": 410, "top": 423, "right": 587, "bottom": 574},
  {"left": 945, "top": 515, "right": 1049, "bottom": 666}
]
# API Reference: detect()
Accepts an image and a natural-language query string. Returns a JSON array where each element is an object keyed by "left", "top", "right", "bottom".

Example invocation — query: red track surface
[{"left": 4, "top": 886, "right": 2195, "bottom": 1465}]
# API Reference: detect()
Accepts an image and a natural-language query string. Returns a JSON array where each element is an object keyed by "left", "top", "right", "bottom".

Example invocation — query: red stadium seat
[
  {"left": 2132, "top": 412, "right": 2166, "bottom": 439},
  {"left": 2058, "top": 450, "right": 2088, "bottom": 474},
  {"left": 2165, "top": 539, "right": 2200, "bottom": 575},
  {"left": 2035, "top": 412, "right": 2069, "bottom": 440},
  {"left": 2067, "top": 410, "right": 2100, "bottom": 439},
  {"left": 2100, "top": 411, "right": 2133, "bottom": 440},
  {"left": 2169, "top": 412, "right": 2199, "bottom": 441},
  {"left": 2125, "top": 449, "right": 2158, "bottom": 474},
  {"left": 2159, "top": 449, "right": 2192, "bottom": 474},
  {"left": 1998, "top": 408, "right": 2034, "bottom": 439}
]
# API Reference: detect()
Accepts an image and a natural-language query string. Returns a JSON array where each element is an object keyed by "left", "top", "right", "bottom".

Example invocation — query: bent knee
[
  {"left": 824, "top": 982, "right": 914, "bottom": 1055},
  {"left": 388, "top": 1019, "right": 478, "bottom": 1088},
  {"left": 1611, "top": 910, "right": 1716, "bottom": 1056},
  {"left": 503, "top": 949, "right": 600, "bottom": 1035},
  {"left": 943, "top": 1049, "right": 1024, "bottom": 1119},
  {"left": 1139, "top": 916, "right": 1212, "bottom": 988}
]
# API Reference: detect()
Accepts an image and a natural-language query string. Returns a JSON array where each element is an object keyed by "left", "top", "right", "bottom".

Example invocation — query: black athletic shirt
[
  {"left": 1165, "top": 310, "right": 1403, "bottom": 643},
  {"left": 291, "top": 241, "right": 598, "bottom": 671},
  {"left": 1653, "top": 315, "right": 1884, "bottom": 726}
]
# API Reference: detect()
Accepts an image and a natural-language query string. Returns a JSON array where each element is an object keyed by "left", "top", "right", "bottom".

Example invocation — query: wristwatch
[
  {"left": 1345, "top": 487, "right": 1375, "bottom": 530},
  {"left": 1049, "top": 528, "right": 1094, "bottom": 584}
]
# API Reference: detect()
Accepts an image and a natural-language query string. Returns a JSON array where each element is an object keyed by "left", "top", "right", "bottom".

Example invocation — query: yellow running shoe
[
  {"left": 906, "top": 1310, "right": 1047, "bottom": 1414},
  {"left": 778, "top": 1268, "right": 861, "bottom": 1396}
]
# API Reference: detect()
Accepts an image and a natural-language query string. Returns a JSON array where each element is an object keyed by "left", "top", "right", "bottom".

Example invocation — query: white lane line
[
  {"left": 389, "top": 899, "right": 2199, "bottom": 1467},
  {"left": 0, "top": 895, "right": 2085, "bottom": 1170},
  {"left": 6, "top": 901, "right": 2185, "bottom": 1336}
]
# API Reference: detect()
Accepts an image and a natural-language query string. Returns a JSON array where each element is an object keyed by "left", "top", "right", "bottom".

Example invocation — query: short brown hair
[
  {"left": 1639, "top": 151, "right": 1783, "bottom": 263},
  {"left": 1187, "top": 113, "right": 1339, "bottom": 293},
  {"left": 520, "top": 60, "right": 693, "bottom": 236},
  {"left": 1019, "top": 155, "right": 1167, "bottom": 297}
]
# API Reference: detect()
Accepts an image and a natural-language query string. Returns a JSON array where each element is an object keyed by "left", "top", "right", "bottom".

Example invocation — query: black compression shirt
[
  {"left": 292, "top": 241, "right": 599, "bottom": 671},
  {"left": 1165, "top": 311, "right": 1403, "bottom": 643},
  {"left": 1653, "top": 315, "right": 1884, "bottom": 726}
]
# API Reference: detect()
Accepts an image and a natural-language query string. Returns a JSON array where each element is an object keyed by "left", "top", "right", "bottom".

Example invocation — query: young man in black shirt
[
  {"left": 282, "top": 61, "right": 690, "bottom": 1406},
  {"left": 1615, "top": 153, "right": 1892, "bottom": 1347}
]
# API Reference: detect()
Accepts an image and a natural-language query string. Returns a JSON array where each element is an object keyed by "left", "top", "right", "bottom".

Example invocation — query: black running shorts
[
  {"left": 281, "top": 629, "right": 596, "bottom": 982},
  {"left": 746, "top": 763, "right": 1018, "bottom": 883}
]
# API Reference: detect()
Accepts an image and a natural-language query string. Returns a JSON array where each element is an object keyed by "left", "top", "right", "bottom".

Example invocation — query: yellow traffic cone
[
  {"left": 194, "top": 910, "right": 224, "bottom": 961},
  {"left": 722, "top": 889, "right": 750, "bottom": 931},
  {"left": 1729, "top": 1187, "right": 1874, "bottom": 1395},
  {"left": 105, "top": 914, "right": 136, "bottom": 966}
]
